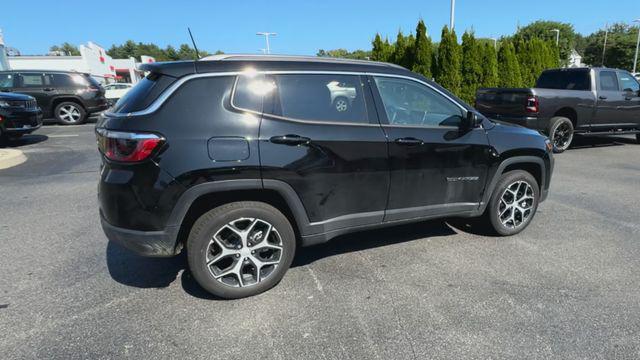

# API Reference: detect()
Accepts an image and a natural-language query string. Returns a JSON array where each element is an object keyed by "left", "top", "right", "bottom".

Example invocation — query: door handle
[
  {"left": 394, "top": 137, "right": 424, "bottom": 146},
  {"left": 598, "top": 95, "right": 608, "bottom": 100},
  {"left": 270, "top": 134, "right": 311, "bottom": 145}
]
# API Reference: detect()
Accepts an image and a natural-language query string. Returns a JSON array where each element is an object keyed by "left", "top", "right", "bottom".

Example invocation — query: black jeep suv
[
  {"left": 97, "top": 55, "right": 554, "bottom": 299},
  {"left": 0, "top": 92, "right": 43, "bottom": 140},
  {"left": 0, "top": 70, "right": 108, "bottom": 125}
]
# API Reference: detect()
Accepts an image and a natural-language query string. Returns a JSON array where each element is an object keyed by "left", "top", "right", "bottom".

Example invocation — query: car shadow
[
  {"left": 569, "top": 134, "right": 637, "bottom": 150},
  {"left": 0, "top": 134, "right": 48, "bottom": 148},
  {"left": 106, "top": 219, "right": 463, "bottom": 300},
  {"left": 292, "top": 220, "right": 457, "bottom": 268}
]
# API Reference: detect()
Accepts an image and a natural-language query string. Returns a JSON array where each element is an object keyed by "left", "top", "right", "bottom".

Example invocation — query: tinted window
[
  {"left": 618, "top": 72, "right": 640, "bottom": 92},
  {"left": 112, "top": 73, "right": 175, "bottom": 113},
  {"left": 21, "top": 74, "right": 44, "bottom": 87},
  {"left": 0, "top": 73, "right": 14, "bottom": 88},
  {"left": 269, "top": 74, "right": 368, "bottom": 124},
  {"left": 535, "top": 70, "right": 590, "bottom": 90},
  {"left": 599, "top": 71, "right": 619, "bottom": 91},
  {"left": 374, "top": 76, "right": 463, "bottom": 127},
  {"left": 232, "top": 74, "right": 268, "bottom": 113},
  {"left": 50, "top": 73, "right": 87, "bottom": 87}
]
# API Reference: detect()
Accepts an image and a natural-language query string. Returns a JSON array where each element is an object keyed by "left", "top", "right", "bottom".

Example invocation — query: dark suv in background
[
  {"left": 97, "top": 55, "right": 554, "bottom": 299},
  {"left": 0, "top": 70, "right": 108, "bottom": 125}
]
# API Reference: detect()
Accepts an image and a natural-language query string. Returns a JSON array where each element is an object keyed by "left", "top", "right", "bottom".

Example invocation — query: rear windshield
[
  {"left": 536, "top": 70, "right": 590, "bottom": 91},
  {"left": 111, "top": 73, "right": 175, "bottom": 113}
]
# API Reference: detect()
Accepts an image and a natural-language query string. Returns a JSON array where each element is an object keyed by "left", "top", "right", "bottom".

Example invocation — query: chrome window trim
[{"left": 104, "top": 70, "right": 468, "bottom": 119}]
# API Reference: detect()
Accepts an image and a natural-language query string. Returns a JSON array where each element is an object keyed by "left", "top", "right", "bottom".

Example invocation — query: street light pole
[
  {"left": 450, "top": 0, "right": 455, "bottom": 30},
  {"left": 602, "top": 22, "right": 609, "bottom": 67},
  {"left": 550, "top": 29, "right": 560, "bottom": 46},
  {"left": 490, "top": 37, "right": 497, "bottom": 50},
  {"left": 256, "top": 32, "right": 277, "bottom": 54},
  {"left": 633, "top": 19, "right": 640, "bottom": 74}
]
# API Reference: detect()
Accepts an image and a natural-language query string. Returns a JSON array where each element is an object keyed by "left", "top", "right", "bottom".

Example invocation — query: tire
[
  {"left": 333, "top": 96, "right": 350, "bottom": 113},
  {"left": 548, "top": 116, "right": 574, "bottom": 153},
  {"left": 487, "top": 170, "right": 540, "bottom": 236},
  {"left": 187, "top": 201, "right": 296, "bottom": 299},
  {"left": 54, "top": 101, "right": 87, "bottom": 125},
  {"left": 636, "top": 133, "right": 640, "bottom": 144}
]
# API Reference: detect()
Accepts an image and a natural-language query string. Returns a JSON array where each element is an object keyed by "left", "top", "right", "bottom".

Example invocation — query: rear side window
[
  {"left": 599, "top": 71, "right": 619, "bottom": 91},
  {"left": 535, "top": 70, "right": 590, "bottom": 90},
  {"left": 231, "top": 74, "right": 267, "bottom": 113},
  {"left": 20, "top": 74, "right": 45, "bottom": 87},
  {"left": 268, "top": 74, "right": 369, "bottom": 124},
  {"left": 111, "top": 73, "right": 175, "bottom": 113},
  {"left": 50, "top": 73, "right": 89, "bottom": 87},
  {"left": 618, "top": 72, "right": 640, "bottom": 92}
]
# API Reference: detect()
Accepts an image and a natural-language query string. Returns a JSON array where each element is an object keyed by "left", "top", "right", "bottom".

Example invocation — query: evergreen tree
[
  {"left": 404, "top": 33, "right": 416, "bottom": 69},
  {"left": 371, "top": 33, "right": 385, "bottom": 61},
  {"left": 435, "top": 26, "right": 462, "bottom": 95},
  {"left": 371, "top": 34, "right": 394, "bottom": 62},
  {"left": 497, "top": 42, "right": 523, "bottom": 87},
  {"left": 480, "top": 43, "right": 499, "bottom": 88},
  {"left": 460, "top": 31, "right": 483, "bottom": 104},
  {"left": 412, "top": 20, "right": 432, "bottom": 78},
  {"left": 392, "top": 30, "right": 411, "bottom": 68}
]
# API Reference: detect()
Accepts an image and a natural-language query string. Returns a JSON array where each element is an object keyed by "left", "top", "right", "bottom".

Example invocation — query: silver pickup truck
[{"left": 476, "top": 67, "right": 640, "bottom": 152}]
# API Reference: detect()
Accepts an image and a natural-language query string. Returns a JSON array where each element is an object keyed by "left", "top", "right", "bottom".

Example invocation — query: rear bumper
[{"left": 100, "top": 213, "right": 180, "bottom": 257}]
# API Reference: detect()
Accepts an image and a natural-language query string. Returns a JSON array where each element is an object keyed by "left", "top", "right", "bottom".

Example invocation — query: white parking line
[{"left": 47, "top": 134, "right": 79, "bottom": 138}]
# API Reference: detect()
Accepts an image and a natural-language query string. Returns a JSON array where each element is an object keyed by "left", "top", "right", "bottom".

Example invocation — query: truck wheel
[
  {"left": 54, "top": 102, "right": 86, "bottom": 125},
  {"left": 487, "top": 170, "right": 540, "bottom": 236},
  {"left": 549, "top": 116, "right": 573, "bottom": 153},
  {"left": 187, "top": 201, "right": 296, "bottom": 299}
]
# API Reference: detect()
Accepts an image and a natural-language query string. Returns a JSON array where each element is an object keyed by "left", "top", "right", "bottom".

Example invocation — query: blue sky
[{"left": 2, "top": 0, "right": 639, "bottom": 55}]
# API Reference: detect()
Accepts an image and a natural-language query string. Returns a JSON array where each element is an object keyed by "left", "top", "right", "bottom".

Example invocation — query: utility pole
[
  {"left": 633, "top": 19, "right": 640, "bottom": 74},
  {"left": 602, "top": 22, "right": 609, "bottom": 67},
  {"left": 450, "top": 0, "right": 455, "bottom": 30},
  {"left": 490, "top": 37, "right": 497, "bottom": 50},
  {"left": 256, "top": 32, "right": 277, "bottom": 54}
]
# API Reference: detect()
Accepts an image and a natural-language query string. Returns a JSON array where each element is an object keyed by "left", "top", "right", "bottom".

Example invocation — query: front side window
[
  {"left": 269, "top": 74, "right": 368, "bottom": 124},
  {"left": 20, "top": 74, "right": 45, "bottom": 87},
  {"left": 599, "top": 71, "right": 619, "bottom": 91},
  {"left": 618, "top": 72, "right": 640, "bottom": 92},
  {"left": 374, "top": 76, "right": 463, "bottom": 127},
  {"left": 0, "top": 73, "right": 14, "bottom": 88}
]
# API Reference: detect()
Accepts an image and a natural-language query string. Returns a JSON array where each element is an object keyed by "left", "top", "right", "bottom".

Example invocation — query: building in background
[
  {"left": 568, "top": 49, "right": 583, "bottom": 68},
  {"left": 0, "top": 30, "right": 9, "bottom": 71},
  {"left": 6, "top": 40, "right": 154, "bottom": 84}
]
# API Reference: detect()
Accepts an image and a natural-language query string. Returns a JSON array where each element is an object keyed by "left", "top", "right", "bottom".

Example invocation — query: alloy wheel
[
  {"left": 206, "top": 217, "right": 283, "bottom": 288},
  {"left": 335, "top": 99, "right": 348, "bottom": 112},
  {"left": 498, "top": 181, "right": 535, "bottom": 229},
  {"left": 553, "top": 122, "right": 572, "bottom": 150},
  {"left": 58, "top": 104, "right": 82, "bottom": 123}
]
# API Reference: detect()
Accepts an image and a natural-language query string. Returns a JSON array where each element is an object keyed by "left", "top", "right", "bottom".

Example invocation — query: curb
[{"left": 0, "top": 149, "right": 27, "bottom": 170}]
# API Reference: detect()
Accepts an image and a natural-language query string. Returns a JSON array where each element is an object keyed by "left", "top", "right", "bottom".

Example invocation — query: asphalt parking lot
[{"left": 1, "top": 124, "right": 639, "bottom": 359}]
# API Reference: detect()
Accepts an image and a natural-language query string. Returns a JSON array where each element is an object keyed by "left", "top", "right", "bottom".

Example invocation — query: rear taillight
[
  {"left": 525, "top": 95, "right": 539, "bottom": 113},
  {"left": 96, "top": 129, "right": 164, "bottom": 162}
]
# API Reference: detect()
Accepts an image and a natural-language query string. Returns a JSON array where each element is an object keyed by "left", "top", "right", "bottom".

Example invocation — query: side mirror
[{"left": 461, "top": 111, "right": 481, "bottom": 130}]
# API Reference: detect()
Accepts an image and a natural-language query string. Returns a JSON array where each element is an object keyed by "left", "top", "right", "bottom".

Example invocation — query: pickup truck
[{"left": 476, "top": 67, "right": 640, "bottom": 152}]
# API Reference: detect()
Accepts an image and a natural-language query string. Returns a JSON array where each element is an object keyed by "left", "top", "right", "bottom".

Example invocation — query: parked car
[
  {"left": 104, "top": 82, "right": 133, "bottom": 105},
  {"left": 476, "top": 67, "right": 640, "bottom": 152},
  {"left": 633, "top": 72, "right": 640, "bottom": 81},
  {"left": 0, "top": 92, "right": 43, "bottom": 140},
  {"left": 97, "top": 55, "right": 554, "bottom": 299},
  {"left": 0, "top": 70, "right": 108, "bottom": 125}
]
